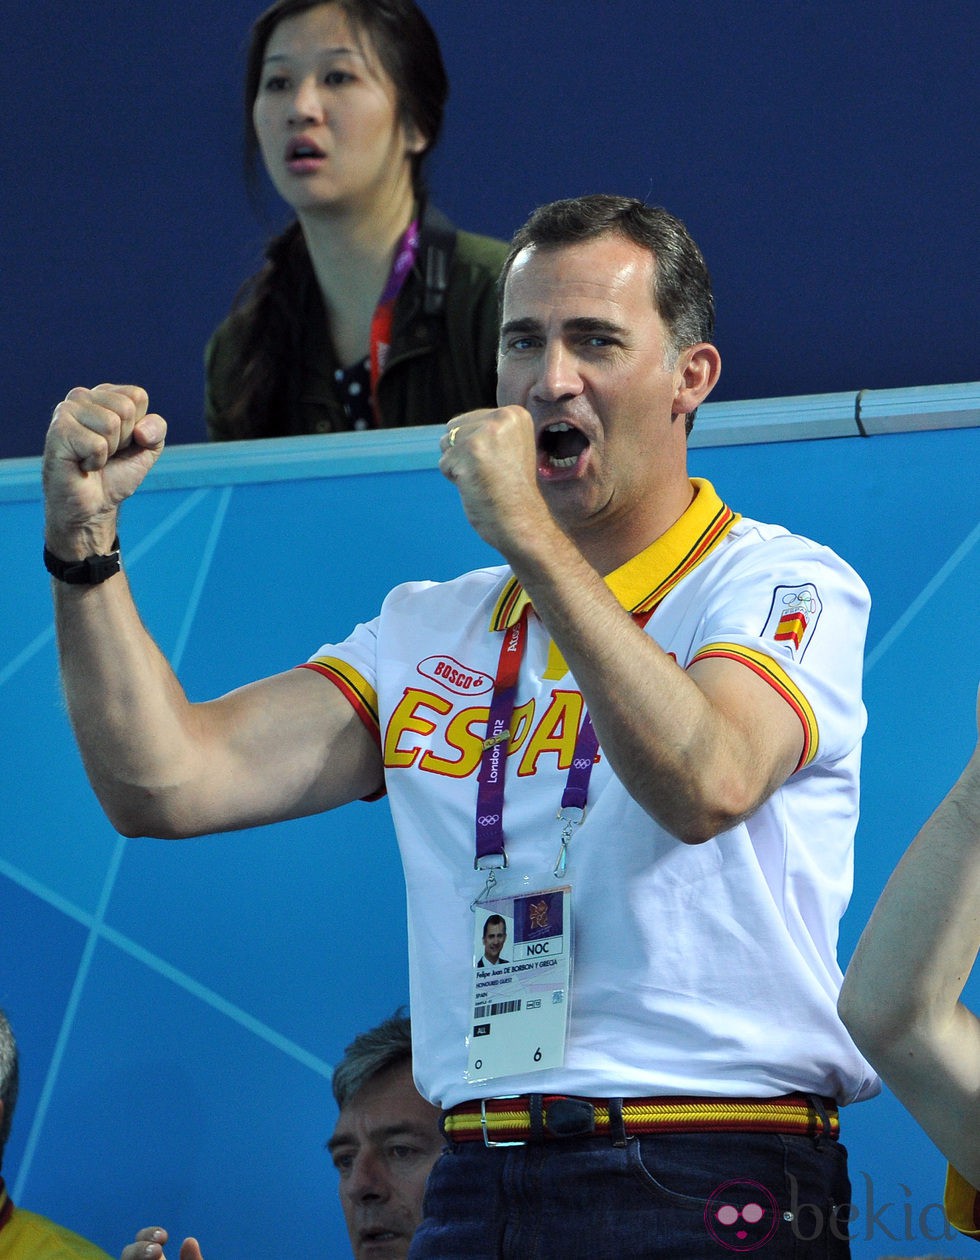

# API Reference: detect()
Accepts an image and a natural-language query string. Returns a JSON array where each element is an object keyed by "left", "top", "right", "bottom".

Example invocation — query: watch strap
[{"left": 44, "top": 536, "right": 121, "bottom": 585}]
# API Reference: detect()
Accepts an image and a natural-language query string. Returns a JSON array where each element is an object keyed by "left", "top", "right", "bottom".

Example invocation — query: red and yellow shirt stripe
[
  {"left": 690, "top": 642, "right": 819, "bottom": 770},
  {"left": 300, "top": 655, "right": 380, "bottom": 747}
]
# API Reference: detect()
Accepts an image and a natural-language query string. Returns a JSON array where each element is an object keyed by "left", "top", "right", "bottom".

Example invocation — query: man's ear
[{"left": 673, "top": 343, "right": 722, "bottom": 416}]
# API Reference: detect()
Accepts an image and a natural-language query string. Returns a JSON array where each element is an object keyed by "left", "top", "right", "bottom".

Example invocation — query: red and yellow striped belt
[{"left": 441, "top": 1092, "right": 839, "bottom": 1147}]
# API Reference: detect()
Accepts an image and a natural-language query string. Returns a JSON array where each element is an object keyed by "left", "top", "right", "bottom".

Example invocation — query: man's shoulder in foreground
[{"left": 1, "top": 1203, "right": 112, "bottom": 1259}]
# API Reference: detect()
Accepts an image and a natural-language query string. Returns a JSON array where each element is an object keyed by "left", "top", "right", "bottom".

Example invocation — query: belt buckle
[{"left": 481, "top": 1096, "right": 526, "bottom": 1148}]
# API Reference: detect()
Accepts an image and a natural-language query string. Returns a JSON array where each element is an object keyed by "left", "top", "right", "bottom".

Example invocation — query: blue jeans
[{"left": 409, "top": 1130, "right": 852, "bottom": 1259}]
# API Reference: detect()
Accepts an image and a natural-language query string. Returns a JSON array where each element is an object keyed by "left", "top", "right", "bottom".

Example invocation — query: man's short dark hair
[
  {"left": 0, "top": 1009, "right": 20, "bottom": 1168},
  {"left": 498, "top": 194, "right": 716, "bottom": 433},
  {"left": 331, "top": 1009, "right": 412, "bottom": 1110},
  {"left": 482, "top": 914, "right": 506, "bottom": 938}
]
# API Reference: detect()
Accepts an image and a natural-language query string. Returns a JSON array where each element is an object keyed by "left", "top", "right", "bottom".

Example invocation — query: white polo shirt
[{"left": 304, "top": 480, "right": 879, "bottom": 1109}]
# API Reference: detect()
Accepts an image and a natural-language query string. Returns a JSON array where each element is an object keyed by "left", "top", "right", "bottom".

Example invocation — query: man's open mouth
[{"left": 539, "top": 421, "right": 590, "bottom": 471}]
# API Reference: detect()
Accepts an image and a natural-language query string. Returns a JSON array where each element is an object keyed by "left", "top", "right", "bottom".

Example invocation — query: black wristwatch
[{"left": 43, "top": 536, "right": 121, "bottom": 585}]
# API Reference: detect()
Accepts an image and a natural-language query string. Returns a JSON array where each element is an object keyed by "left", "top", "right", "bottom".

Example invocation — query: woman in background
[{"left": 206, "top": 0, "right": 508, "bottom": 439}]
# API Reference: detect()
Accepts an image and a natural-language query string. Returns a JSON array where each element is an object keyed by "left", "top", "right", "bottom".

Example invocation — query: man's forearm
[{"left": 507, "top": 529, "right": 800, "bottom": 843}]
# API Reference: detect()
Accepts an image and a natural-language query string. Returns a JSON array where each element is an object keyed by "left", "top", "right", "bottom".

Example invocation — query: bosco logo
[{"left": 418, "top": 655, "right": 494, "bottom": 696}]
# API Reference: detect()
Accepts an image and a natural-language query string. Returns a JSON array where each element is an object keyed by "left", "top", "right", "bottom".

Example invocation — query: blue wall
[
  {"left": 2, "top": 406, "right": 979, "bottom": 1256},
  {"left": 2, "top": 0, "right": 977, "bottom": 457}
]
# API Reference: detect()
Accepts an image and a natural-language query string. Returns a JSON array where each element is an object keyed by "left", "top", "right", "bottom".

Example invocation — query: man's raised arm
[
  {"left": 439, "top": 404, "right": 806, "bottom": 845},
  {"left": 43, "top": 385, "right": 382, "bottom": 839}
]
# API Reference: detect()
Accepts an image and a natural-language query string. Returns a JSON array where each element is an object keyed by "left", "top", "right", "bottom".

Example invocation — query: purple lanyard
[
  {"left": 369, "top": 219, "right": 419, "bottom": 423},
  {"left": 474, "top": 610, "right": 600, "bottom": 875}
]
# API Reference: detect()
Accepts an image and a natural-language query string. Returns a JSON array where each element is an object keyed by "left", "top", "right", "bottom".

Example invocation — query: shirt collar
[{"left": 489, "top": 478, "right": 739, "bottom": 630}]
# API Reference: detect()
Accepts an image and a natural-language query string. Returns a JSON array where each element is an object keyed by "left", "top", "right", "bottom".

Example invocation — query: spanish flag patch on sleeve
[{"left": 762, "top": 584, "right": 822, "bottom": 659}]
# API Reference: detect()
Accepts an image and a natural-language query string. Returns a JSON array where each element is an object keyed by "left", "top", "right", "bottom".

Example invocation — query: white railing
[{"left": 2, "top": 380, "right": 977, "bottom": 502}]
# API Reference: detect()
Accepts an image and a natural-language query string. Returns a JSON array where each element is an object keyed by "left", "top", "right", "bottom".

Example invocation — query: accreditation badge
[{"left": 465, "top": 885, "right": 571, "bottom": 1083}]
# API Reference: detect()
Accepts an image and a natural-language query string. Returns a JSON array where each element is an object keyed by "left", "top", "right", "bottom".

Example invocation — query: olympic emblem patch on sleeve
[{"left": 761, "top": 584, "right": 822, "bottom": 660}]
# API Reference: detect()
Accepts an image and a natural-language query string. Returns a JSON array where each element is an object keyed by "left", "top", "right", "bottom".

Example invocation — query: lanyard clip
[
  {"left": 471, "top": 864, "right": 502, "bottom": 910},
  {"left": 475, "top": 852, "right": 508, "bottom": 871},
  {"left": 554, "top": 805, "right": 585, "bottom": 878}
]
